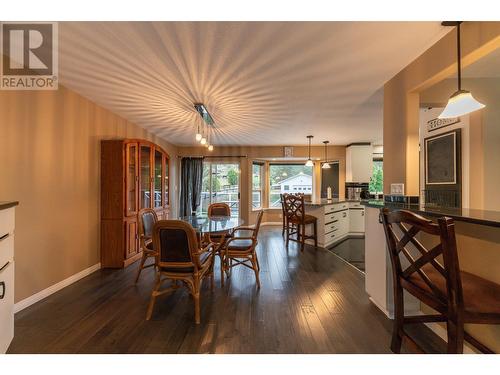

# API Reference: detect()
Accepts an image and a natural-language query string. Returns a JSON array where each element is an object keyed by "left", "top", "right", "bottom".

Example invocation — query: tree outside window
[{"left": 369, "top": 159, "right": 383, "bottom": 194}]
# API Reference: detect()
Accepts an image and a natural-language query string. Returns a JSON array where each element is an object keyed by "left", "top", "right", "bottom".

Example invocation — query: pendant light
[
  {"left": 322, "top": 141, "right": 331, "bottom": 169},
  {"left": 438, "top": 22, "right": 485, "bottom": 119},
  {"left": 305, "top": 135, "right": 314, "bottom": 167},
  {"left": 195, "top": 118, "right": 202, "bottom": 142},
  {"left": 200, "top": 122, "right": 207, "bottom": 145},
  {"left": 207, "top": 125, "right": 213, "bottom": 151}
]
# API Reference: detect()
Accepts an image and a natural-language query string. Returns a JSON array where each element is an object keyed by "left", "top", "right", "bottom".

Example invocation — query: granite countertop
[
  {"left": 305, "top": 198, "right": 363, "bottom": 207},
  {"left": 361, "top": 200, "right": 500, "bottom": 228},
  {"left": 0, "top": 201, "right": 19, "bottom": 210}
]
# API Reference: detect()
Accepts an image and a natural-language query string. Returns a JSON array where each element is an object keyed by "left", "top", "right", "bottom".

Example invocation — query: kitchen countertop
[
  {"left": 305, "top": 198, "right": 362, "bottom": 207},
  {"left": 361, "top": 200, "right": 500, "bottom": 228},
  {"left": 0, "top": 201, "right": 19, "bottom": 210}
]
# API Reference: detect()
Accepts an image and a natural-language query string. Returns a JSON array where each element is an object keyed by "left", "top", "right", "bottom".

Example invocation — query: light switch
[{"left": 390, "top": 183, "right": 405, "bottom": 196}]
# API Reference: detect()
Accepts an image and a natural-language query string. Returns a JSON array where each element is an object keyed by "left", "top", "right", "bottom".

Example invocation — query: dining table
[{"left": 177, "top": 215, "right": 244, "bottom": 236}]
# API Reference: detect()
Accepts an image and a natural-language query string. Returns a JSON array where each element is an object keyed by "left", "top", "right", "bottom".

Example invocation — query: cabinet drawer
[
  {"left": 325, "top": 209, "right": 348, "bottom": 223},
  {"left": 325, "top": 230, "right": 343, "bottom": 244},
  {"left": 348, "top": 202, "right": 364, "bottom": 209},
  {"left": 324, "top": 203, "right": 348, "bottom": 214},
  {"left": 0, "top": 208, "right": 15, "bottom": 237},
  {"left": 324, "top": 221, "right": 340, "bottom": 234},
  {"left": 0, "top": 235, "right": 14, "bottom": 268}
]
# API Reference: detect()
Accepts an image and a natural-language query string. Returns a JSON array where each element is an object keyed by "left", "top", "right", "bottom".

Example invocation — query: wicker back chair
[{"left": 146, "top": 220, "right": 215, "bottom": 324}]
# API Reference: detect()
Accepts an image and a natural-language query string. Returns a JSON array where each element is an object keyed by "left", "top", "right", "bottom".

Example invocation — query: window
[
  {"left": 252, "top": 162, "right": 263, "bottom": 209},
  {"left": 269, "top": 164, "right": 313, "bottom": 207},
  {"left": 369, "top": 158, "right": 383, "bottom": 193}
]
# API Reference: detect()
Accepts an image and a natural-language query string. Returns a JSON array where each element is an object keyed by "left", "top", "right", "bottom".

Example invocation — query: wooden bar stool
[
  {"left": 283, "top": 193, "right": 317, "bottom": 252},
  {"left": 380, "top": 208, "right": 500, "bottom": 353}
]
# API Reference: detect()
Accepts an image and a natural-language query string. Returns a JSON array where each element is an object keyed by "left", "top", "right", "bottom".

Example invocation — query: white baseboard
[
  {"left": 261, "top": 221, "right": 282, "bottom": 226},
  {"left": 424, "top": 322, "right": 476, "bottom": 354},
  {"left": 14, "top": 263, "right": 101, "bottom": 313}
]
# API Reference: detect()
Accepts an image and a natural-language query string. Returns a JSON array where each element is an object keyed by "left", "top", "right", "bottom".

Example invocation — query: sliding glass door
[{"left": 200, "top": 162, "right": 240, "bottom": 217}]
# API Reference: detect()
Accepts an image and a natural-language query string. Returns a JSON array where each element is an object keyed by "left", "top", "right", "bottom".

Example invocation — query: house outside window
[{"left": 269, "top": 164, "right": 313, "bottom": 207}]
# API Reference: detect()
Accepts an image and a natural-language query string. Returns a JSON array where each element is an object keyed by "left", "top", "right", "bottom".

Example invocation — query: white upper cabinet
[{"left": 346, "top": 144, "right": 373, "bottom": 183}]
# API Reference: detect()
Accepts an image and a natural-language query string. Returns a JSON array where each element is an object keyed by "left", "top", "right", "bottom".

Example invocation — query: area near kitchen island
[
  {"left": 362, "top": 200, "right": 500, "bottom": 353},
  {"left": 304, "top": 199, "right": 365, "bottom": 248}
]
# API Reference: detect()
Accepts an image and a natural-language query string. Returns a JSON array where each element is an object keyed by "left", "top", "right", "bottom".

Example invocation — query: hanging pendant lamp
[
  {"left": 195, "top": 118, "right": 202, "bottom": 142},
  {"left": 438, "top": 22, "right": 485, "bottom": 119},
  {"left": 322, "top": 141, "right": 331, "bottom": 169},
  {"left": 305, "top": 135, "right": 314, "bottom": 167}
]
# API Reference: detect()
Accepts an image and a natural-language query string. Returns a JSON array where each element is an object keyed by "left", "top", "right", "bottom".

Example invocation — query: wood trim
[{"left": 124, "top": 251, "right": 143, "bottom": 268}]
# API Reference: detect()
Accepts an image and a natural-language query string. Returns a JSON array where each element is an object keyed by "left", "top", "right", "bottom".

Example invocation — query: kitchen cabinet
[
  {"left": 346, "top": 144, "right": 372, "bottom": 183},
  {"left": 304, "top": 201, "right": 364, "bottom": 248},
  {"left": 349, "top": 202, "right": 365, "bottom": 233},
  {"left": 0, "top": 203, "right": 17, "bottom": 354}
]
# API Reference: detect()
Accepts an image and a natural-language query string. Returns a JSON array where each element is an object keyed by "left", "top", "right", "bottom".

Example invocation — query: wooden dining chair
[
  {"left": 283, "top": 193, "right": 317, "bottom": 252},
  {"left": 208, "top": 202, "right": 231, "bottom": 217},
  {"left": 135, "top": 208, "right": 158, "bottom": 283},
  {"left": 207, "top": 202, "right": 234, "bottom": 285},
  {"left": 146, "top": 220, "right": 215, "bottom": 324},
  {"left": 380, "top": 208, "right": 500, "bottom": 353},
  {"left": 221, "top": 210, "right": 264, "bottom": 288}
]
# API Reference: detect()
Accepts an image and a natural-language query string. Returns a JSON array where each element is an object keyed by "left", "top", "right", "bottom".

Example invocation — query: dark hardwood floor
[{"left": 8, "top": 227, "right": 445, "bottom": 354}]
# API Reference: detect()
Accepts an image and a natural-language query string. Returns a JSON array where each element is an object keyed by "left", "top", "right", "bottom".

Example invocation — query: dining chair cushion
[
  {"left": 227, "top": 239, "right": 254, "bottom": 251},
  {"left": 405, "top": 264, "right": 500, "bottom": 315},
  {"left": 142, "top": 211, "right": 157, "bottom": 238},
  {"left": 159, "top": 228, "right": 192, "bottom": 263},
  {"left": 146, "top": 241, "right": 154, "bottom": 251},
  {"left": 160, "top": 251, "right": 211, "bottom": 273}
]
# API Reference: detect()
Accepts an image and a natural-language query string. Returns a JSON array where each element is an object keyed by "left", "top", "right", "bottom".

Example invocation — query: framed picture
[
  {"left": 424, "top": 129, "right": 461, "bottom": 185},
  {"left": 283, "top": 146, "right": 293, "bottom": 158}
]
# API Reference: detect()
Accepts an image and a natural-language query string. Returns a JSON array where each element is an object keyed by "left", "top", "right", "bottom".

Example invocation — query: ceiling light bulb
[
  {"left": 322, "top": 163, "right": 331, "bottom": 169},
  {"left": 200, "top": 137, "right": 207, "bottom": 145},
  {"left": 305, "top": 159, "right": 314, "bottom": 167},
  {"left": 195, "top": 133, "right": 202, "bottom": 142},
  {"left": 208, "top": 145, "right": 214, "bottom": 151},
  {"left": 438, "top": 90, "right": 485, "bottom": 119}
]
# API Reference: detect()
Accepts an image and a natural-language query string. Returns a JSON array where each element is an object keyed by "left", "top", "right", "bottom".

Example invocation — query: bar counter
[{"left": 361, "top": 200, "right": 500, "bottom": 228}]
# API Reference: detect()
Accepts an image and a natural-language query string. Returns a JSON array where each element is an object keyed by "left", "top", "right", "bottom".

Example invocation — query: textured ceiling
[{"left": 58, "top": 22, "right": 449, "bottom": 146}]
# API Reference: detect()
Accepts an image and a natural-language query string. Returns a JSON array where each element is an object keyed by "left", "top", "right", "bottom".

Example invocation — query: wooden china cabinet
[{"left": 100, "top": 139, "right": 170, "bottom": 268}]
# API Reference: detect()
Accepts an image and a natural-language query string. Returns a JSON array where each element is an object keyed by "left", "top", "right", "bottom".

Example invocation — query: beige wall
[
  {"left": 383, "top": 22, "right": 500, "bottom": 195},
  {"left": 177, "top": 145, "right": 346, "bottom": 226},
  {"left": 420, "top": 78, "right": 500, "bottom": 211},
  {"left": 0, "top": 85, "right": 178, "bottom": 302}
]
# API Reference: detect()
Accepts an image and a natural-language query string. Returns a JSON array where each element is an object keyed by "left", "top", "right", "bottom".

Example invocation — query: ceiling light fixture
[
  {"left": 322, "top": 141, "right": 331, "bottom": 169},
  {"left": 438, "top": 22, "right": 485, "bottom": 119},
  {"left": 305, "top": 135, "right": 314, "bottom": 167},
  {"left": 194, "top": 103, "right": 215, "bottom": 148}
]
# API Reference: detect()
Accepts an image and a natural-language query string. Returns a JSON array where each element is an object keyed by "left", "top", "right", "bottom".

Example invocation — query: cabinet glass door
[
  {"left": 126, "top": 143, "right": 137, "bottom": 215},
  {"left": 140, "top": 145, "right": 152, "bottom": 209},
  {"left": 154, "top": 149, "right": 163, "bottom": 208}
]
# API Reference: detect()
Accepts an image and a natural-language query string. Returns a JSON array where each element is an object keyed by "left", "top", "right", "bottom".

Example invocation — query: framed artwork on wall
[{"left": 424, "top": 129, "right": 462, "bottom": 208}]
